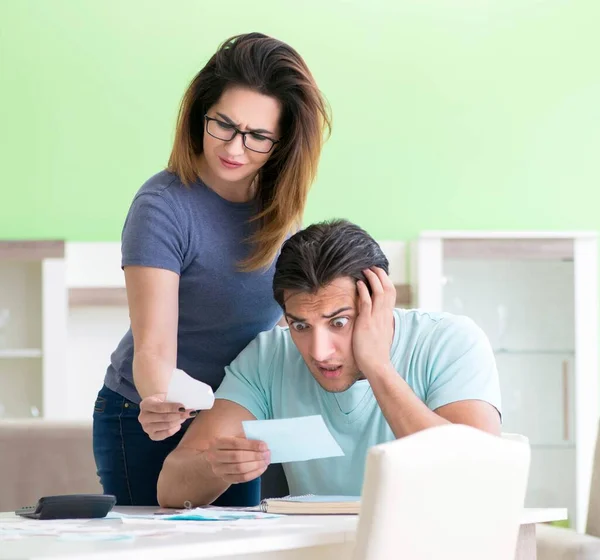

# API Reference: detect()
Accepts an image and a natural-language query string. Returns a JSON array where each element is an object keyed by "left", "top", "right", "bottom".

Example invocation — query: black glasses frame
[{"left": 204, "top": 115, "right": 279, "bottom": 154}]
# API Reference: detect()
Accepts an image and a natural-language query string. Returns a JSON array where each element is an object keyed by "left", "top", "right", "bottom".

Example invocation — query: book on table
[{"left": 259, "top": 495, "right": 360, "bottom": 515}]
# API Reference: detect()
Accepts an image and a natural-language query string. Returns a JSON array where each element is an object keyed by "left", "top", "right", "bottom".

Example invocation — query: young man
[{"left": 157, "top": 220, "right": 501, "bottom": 508}]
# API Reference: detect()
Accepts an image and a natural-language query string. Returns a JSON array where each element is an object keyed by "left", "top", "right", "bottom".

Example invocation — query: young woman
[{"left": 92, "top": 32, "right": 330, "bottom": 506}]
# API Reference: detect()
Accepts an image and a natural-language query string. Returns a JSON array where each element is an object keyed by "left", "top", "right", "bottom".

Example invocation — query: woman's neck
[{"left": 196, "top": 155, "right": 257, "bottom": 203}]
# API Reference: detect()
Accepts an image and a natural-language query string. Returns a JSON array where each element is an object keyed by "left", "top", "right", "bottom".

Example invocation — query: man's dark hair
[{"left": 273, "top": 219, "right": 390, "bottom": 309}]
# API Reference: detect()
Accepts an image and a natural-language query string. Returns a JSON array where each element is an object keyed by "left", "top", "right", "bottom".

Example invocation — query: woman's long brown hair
[{"left": 168, "top": 32, "right": 331, "bottom": 271}]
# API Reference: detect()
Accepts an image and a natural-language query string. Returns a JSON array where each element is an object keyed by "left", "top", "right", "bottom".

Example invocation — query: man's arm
[
  {"left": 366, "top": 368, "right": 500, "bottom": 438},
  {"left": 353, "top": 268, "right": 501, "bottom": 439},
  {"left": 157, "top": 399, "right": 268, "bottom": 508}
]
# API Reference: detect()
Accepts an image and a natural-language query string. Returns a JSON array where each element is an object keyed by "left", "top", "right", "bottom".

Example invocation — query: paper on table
[
  {"left": 165, "top": 368, "right": 215, "bottom": 410},
  {"left": 108, "top": 508, "right": 278, "bottom": 522},
  {"left": 0, "top": 520, "right": 164, "bottom": 542},
  {"left": 58, "top": 533, "right": 137, "bottom": 542},
  {"left": 242, "top": 415, "right": 344, "bottom": 463},
  {"left": 162, "top": 508, "right": 279, "bottom": 521}
]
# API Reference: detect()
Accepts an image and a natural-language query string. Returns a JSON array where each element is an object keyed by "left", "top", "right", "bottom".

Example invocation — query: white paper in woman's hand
[{"left": 166, "top": 368, "right": 215, "bottom": 410}]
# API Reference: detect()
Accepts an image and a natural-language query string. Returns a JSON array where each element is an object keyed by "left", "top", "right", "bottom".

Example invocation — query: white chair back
[
  {"left": 501, "top": 432, "right": 530, "bottom": 445},
  {"left": 585, "top": 420, "right": 600, "bottom": 537},
  {"left": 352, "top": 425, "right": 530, "bottom": 560}
]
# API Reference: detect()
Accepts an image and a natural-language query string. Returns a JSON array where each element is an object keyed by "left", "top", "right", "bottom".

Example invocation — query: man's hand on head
[{"left": 352, "top": 267, "right": 396, "bottom": 379}]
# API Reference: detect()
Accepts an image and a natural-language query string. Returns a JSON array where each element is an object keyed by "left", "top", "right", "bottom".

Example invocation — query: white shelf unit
[
  {"left": 65, "top": 242, "right": 130, "bottom": 420},
  {"left": 413, "top": 231, "right": 598, "bottom": 533},
  {"left": 0, "top": 241, "right": 67, "bottom": 420}
]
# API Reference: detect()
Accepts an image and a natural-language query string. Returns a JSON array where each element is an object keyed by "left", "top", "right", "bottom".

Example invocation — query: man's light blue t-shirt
[{"left": 215, "top": 308, "right": 502, "bottom": 497}]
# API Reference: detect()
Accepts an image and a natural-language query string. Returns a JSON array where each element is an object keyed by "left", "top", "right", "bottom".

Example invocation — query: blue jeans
[{"left": 92, "top": 384, "right": 260, "bottom": 506}]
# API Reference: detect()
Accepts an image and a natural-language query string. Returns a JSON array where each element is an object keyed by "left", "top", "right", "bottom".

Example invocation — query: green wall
[{"left": 1, "top": 0, "right": 599, "bottom": 241}]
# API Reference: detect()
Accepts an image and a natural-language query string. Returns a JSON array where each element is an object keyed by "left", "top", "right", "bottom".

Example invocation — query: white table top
[{"left": 0, "top": 507, "right": 568, "bottom": 560}]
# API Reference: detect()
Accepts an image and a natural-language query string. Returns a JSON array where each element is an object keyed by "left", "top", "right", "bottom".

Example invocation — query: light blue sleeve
[
  {"left": 424, "top": 315, "right": 502, "bottom": 415},
  {"left": 214, "top": 329, "right": 279, "bottom": 421}
]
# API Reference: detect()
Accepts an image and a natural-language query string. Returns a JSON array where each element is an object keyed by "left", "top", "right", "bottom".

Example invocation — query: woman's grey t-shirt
[{"left": 104, "top": 170, "right": 282, "bottom": 403}]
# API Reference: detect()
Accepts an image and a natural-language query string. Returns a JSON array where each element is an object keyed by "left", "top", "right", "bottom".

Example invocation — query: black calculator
[{"left": 16, "top": 494, "right": 116, "bottom": 520}]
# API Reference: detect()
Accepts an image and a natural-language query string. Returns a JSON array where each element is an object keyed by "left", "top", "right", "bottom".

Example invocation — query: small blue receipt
[{"left": 242, "top": 415, "right": 344, "bottom": 463}]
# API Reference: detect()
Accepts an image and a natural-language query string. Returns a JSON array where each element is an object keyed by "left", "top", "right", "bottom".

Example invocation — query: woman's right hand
[{"left": 139, "top": 394, "right": 194, "bottom": 441}]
